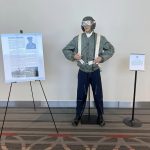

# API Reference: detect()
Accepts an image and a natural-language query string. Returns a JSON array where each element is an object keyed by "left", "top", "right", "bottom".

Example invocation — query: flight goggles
[{"left": 82, "top": 20, "right": 95, "bottom": 26}]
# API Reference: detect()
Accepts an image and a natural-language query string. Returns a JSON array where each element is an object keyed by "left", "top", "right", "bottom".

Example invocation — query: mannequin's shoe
[
  {"left": 72, "top": 117, "right": 80, "bottom": 126},
  {"left": 97, "top": 115, "right": 105, "bottom": 127}
]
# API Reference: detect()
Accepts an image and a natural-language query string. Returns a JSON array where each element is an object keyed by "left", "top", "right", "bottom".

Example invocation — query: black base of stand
[
  {"left": 81, "top": 115, "right": 97, "bottom": 124},
  {"left": 123, "top": 117, "right": 142, "bottom": 127}
]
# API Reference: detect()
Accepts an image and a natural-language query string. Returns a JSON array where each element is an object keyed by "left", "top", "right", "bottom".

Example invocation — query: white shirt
[{"left": 86, "top": 31, "right": 93, "bottom": 38}]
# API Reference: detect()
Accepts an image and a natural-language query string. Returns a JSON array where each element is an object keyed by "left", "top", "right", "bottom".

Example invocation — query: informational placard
[
  {"left": 129, "top": 53, "right": 145, "bottom": 71},
  {"left": 1, "top": 33, "right": 45, "bottom": 83}
]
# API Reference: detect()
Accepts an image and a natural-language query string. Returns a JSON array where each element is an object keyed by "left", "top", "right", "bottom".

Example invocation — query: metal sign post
[{"left": 123, "top": 53, "right": 145, "bottom": 127}]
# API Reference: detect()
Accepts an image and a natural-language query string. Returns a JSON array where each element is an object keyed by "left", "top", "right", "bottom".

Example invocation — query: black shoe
[
  {"left": 72, "top": 117, "right": 80, "bottom": 126},
  {"left": 97, "top": 116, "right": 105, "bottom": 127}
]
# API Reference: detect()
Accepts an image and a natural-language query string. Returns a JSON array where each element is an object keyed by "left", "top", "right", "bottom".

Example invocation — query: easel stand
[
  {"left": 81, "top": 86, "right": 97, "bottom": 124},
  {"left": 0, "top": 80, "right": 58, "bottom": 140},
  {"left": 123, "top": 71, "right": 142, "bottom": 127}
]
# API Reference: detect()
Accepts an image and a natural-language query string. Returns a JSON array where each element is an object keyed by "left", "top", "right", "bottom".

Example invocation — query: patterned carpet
[{"left": 0, "top": 108, "right": 150, "bottom": 150}]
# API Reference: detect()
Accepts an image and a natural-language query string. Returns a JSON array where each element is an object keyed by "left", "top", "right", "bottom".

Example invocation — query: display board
[
  {"left": 1, "top": 33, "right": 45, "bottom": 83},
  {"left": 129, "top": 53, "right": 145, "bottom": 71}
]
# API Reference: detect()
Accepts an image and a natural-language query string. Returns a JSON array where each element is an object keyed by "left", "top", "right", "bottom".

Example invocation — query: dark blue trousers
[{"left": 76, "top": 69, "right": 103, "bottom": 118}]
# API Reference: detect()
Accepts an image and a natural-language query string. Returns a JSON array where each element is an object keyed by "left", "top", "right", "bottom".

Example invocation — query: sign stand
[
  {"left": 123, "top": 71, "right": 142, "bottom": 127},
  {"left": 0, "top": 80, "right": 59, "bottom": 140},
  {"left": 123, "top": 53, "right": 145, "bottom": 127},
  {"left": 81, "top": 86, "right": 97, "bottom": 124},
  {"left": 0, "top": 30, "right": 58, "bottom": 140}
]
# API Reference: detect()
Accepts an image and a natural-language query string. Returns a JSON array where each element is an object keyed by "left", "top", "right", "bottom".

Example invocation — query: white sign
[
  {"left": 129, "top": 53, "right": 145, "bottom": 71},
  {"left": 1, "top": 33, "right": 45, "bottom": 83}
]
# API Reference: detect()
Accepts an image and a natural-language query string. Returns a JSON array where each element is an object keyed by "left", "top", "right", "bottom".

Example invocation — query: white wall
[{"left": 0, "top": 0, "right": 150, "bottom": 102}]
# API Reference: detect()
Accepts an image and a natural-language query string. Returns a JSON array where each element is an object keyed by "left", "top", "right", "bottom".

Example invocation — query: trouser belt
[{"left": 79, "top": 59, "right": 94, "bottom": 65}]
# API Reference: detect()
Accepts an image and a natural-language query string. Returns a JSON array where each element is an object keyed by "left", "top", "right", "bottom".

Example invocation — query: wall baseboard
[{"left": 0, "top": 100, "right": 150, "bottom": 108}]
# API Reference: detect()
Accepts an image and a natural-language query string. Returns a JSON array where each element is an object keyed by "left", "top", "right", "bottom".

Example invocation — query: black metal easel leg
[
  {"left": 81, "top": 86, "right": 97, "bottom": 124},
  {"left": 123, "top": 71, "right": 142, "bottom": 127},
  {"left": 38, "top": 81, "right": 59, "bottom": 133},
  {"left": 0, "top": 83, "right": 13, "bottom": 140},
  {"left": 30, "top": 81, "right": 36, "bottom": 110}
]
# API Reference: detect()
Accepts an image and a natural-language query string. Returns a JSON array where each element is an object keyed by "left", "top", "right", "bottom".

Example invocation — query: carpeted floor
[{"left": 0, "top": 108, "right": 150, "bottom": 150}]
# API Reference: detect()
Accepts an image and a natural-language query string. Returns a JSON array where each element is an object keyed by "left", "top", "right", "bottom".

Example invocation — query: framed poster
[
  {"left": 129, "top": 53, "right": 145, "bottom": 71},
  {"left": 1, "top": 33, "right": 45, "bottom": 83}
]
